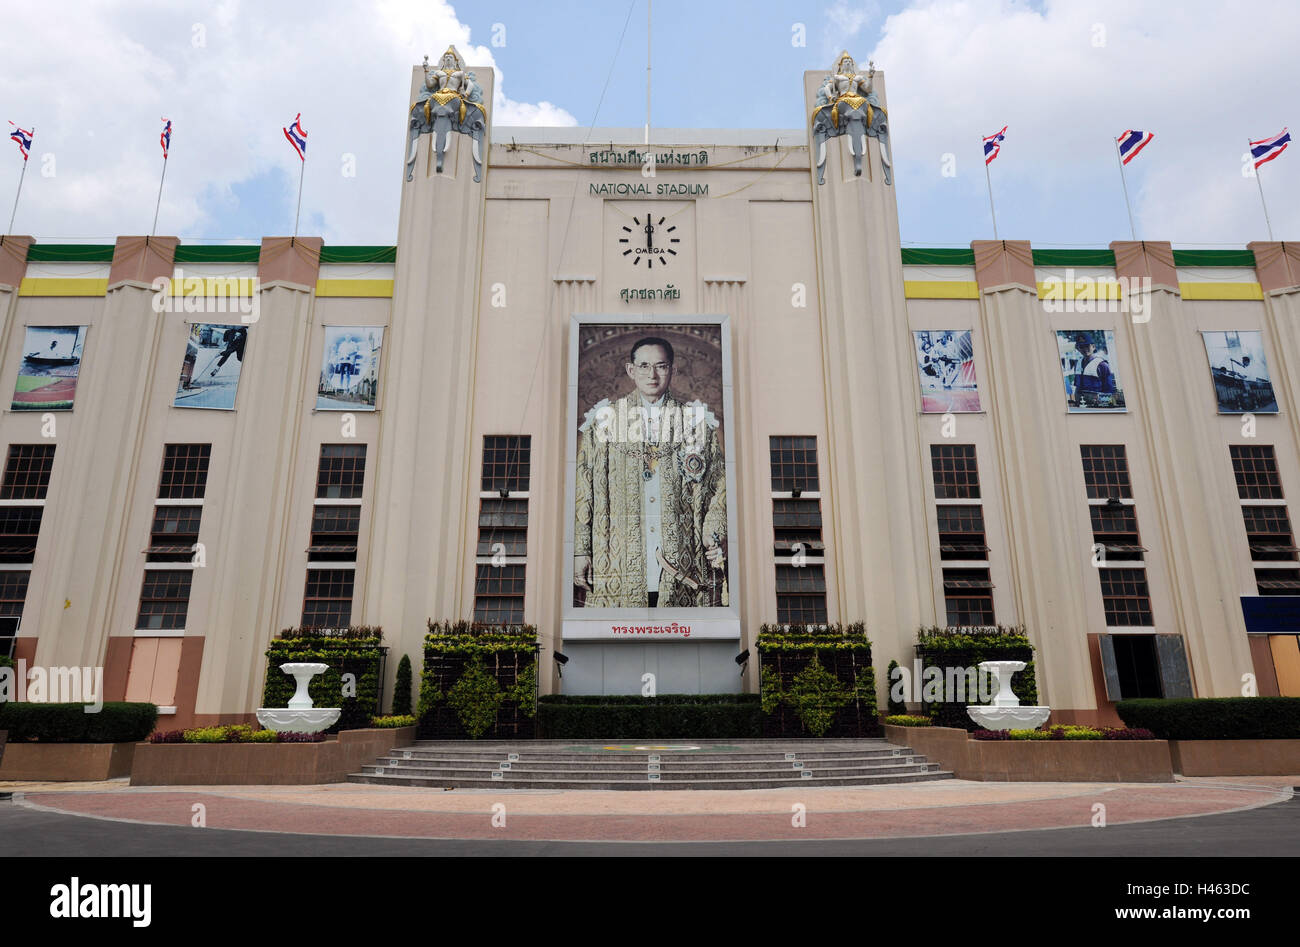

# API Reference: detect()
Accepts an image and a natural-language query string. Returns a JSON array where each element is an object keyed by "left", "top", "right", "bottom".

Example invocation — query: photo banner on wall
[
  {"left": 1056, "top": 329, "right": 1126, "bottom": 412},
  {"left": 563, "top": 316, "right": 741, "bottom": 642},
  {"left": 1202, "top": 330, "right": 1278, "bottom": 414},
  {"left": 913, "top": 330, "right": 980, "bottom": 413},
  {"left": 11, "top": 326, "right": 88, "bottom": 412},
  {"left": 316, "top": 326, "right": 384, "bottom": 411},
  {"left": 174, "top": 324, "right": 247, "bottom": 410}
]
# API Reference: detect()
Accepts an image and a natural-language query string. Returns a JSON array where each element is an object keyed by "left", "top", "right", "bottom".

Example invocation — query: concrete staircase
[{"left": 348, "top": 738, "right": 953, "bottom": 790}]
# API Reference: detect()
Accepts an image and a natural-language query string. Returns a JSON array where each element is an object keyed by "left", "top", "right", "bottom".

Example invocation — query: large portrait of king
[{"left": 565, "top": 318, "right": 738, "bottom": 634}]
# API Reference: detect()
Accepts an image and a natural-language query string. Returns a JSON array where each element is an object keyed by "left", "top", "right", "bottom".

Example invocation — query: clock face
[{"left": 618, "top": 213, "right": 681, "bottom": 269}]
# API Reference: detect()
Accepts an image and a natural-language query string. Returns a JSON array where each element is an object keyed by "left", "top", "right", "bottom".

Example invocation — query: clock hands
[{"left": 619, "top": 215, "right": 681, "bottom": 268}]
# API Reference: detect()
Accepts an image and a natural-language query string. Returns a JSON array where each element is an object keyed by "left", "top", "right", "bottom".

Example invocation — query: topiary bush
[
  {"left": 391, "top": 654, "right": 413, "bottom": 717},
  {"left": 885, "top": 660, "right": 907, "bottom": 716},
  {"left": 0, "top": 702, "right": 158, "bottom": 743},
  {"left": 370, "top": 715, "right": 416, "bottom": 728},
  {"left": 884, "top": 714, "right": 932, "bottom": 727},
  {"left": 419, "top": 621, "right": 539, "bottom": 739},
  {"left": 262, "top": 626, "right": 386, "bottom": 733},
  {"left": 758, "top": 622, "right": 881, "bottom": 738},
  {"left": 1116, "top": 697, "right": 1300, "bottom": 740},
  {"left": 914, "top": 625, "right": 1037, "bottom": 731}
]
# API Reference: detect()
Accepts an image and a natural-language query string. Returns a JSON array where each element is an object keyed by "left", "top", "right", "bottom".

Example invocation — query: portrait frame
[
  {"left": 1201, "top": 330, "right": 1278, "bottom": 414},
  {"left": 11, "top": 325, "right": 88, "bottom": 412},
  {"left": 1055, "top": 328, "right": 1127, "bottom": 413},
  {"left": 172, "top": 322, "right": 248, "bottom": 411},
  {"left": 562, "top": 314, "right": 741, "bottom": 642}
]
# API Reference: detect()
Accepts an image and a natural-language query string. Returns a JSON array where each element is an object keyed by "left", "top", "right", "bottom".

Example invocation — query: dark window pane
[
  {"left": 158, "top": 444, "right": 212, "bottom": 499},
  {"left": 473, "top": 563, "right": 525, "bottom": 624},
  {"left": 1080, "top": 445, "right": 1132, "bottom": 500},
  {"left": 481, "top": 436, "right": 531, "bottom": 493},
  {"left": 1, "top": 445, "right": 55, "bottom": 500},
  {"left": 136, "top": 570, "right": 193, "bottom": 630},
  {"left": 301, "top": 569, "right": 354, "bottom": 627},
  {"left": 147, "top": 506, "right": 203, "bottom": 562},
  {"left": 316, "top": 444, "right": 367, "bottom": 499},
  {"left": 769, "top": 436, "right": 819, "bottom": 492},
  {"left": 931, "top": 445, "right": 980, "bottom": 499},
  {"left": 1098, "top": 568, "right": 1154, "bottom": 626},
  {"left": 1230, "top": 445, "right": 1283, "bottom": 500}
]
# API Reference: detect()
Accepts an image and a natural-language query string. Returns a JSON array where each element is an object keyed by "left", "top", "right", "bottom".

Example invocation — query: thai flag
[
  {"left": 983, "top": 126, "right": 1006, "bottom": 165},
  {"left": 1117, "top": 130, "right": 1154, "bottom": 165},
  {"left": 1250, "top": 128, "right": 1290, "bottom": 170},
  {"left": 160, "top": 119, "right": 172, "bottom": 159},
  {"left": 8, "top": 122, "right": 32, "bottom": 161},
  {"left": 282, "top": 113, "right": 307, "bottom": 161}
]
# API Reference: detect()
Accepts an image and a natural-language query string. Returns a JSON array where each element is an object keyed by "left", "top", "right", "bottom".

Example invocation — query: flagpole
[
  {"left": 1249, "top": 138, "right": 1275, "bottom": 241},
  {"left": 1114, "top": 137, "right": 1137, "bottom": 240},
  {"left": 293, "top": 156, "right": 305, "bottom": 239},
  {"left": 7, "top": 126, "right": 31, "bottom": 235},
  {"left": 644, "top": 0, "right": 651, "bottom": 145},
  {"left": 151, "top": 152, "right": 168, "bottom": 237},
  {"left": 983, "top": 149, "right": 999, "bottom": 240}
]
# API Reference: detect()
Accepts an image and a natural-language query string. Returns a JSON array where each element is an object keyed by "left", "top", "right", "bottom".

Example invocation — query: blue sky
[{"left": 0, "top": 0, "right": 1295, "bottom": 247}]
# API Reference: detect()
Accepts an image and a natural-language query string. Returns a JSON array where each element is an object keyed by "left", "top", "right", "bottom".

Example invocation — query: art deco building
[{"left": 1, "top": 53, "right": 1297, "bottom": 728}]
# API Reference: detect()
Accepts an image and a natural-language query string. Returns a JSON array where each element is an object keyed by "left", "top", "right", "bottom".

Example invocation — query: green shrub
[
  {"left": 420, "top": 621, "right": 538, "bottom": 739},
  {"left": 914, "top": 625, "right": 1037, "bottom": 730},
  {"left": 246, "top": 729, "right": 277, "bottom": 743},
  {"left": 885, "top": 714, "right": 932, "bottom": 727},
  {"left": 885, "top": 660, "right": 907, "bottom": 715},
  {"left": 391, "top": 654, "right": 413, "bottom": 716},
  {"left": 757, "top": 622, "right": 880, "bottom": 738},
  {"left": 1116, "top": 697, "right": 1300, "bottom": 740},
  {"left": 536, "top": 694, "right": 761, "bottom": 740},
  {"left": 0, "top": 702, "right": 158, "bottom": 743},
  {"left": 370, "top": 715, "right": 416, "bottom": 728},
  {"left": 182, "top": 726, "right": 230, "bottom": 743}
]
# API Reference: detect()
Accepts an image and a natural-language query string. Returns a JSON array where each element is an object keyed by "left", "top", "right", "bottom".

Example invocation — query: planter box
[
  {"left": 0, "top": 741, "right": 137, "bottom": 781},
  {"left": 1169, "top": 739, "right": 1300, "bottom": 776},
  {"left": 129, "top": 726, "right": 415, "bottom": 786},
  {"left": 884, "top": 724, "right": 1174, "bottom": 782}
]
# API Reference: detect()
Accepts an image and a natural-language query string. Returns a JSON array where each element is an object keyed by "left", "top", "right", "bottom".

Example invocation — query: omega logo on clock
[{"left": 619, "top": 214, "right": 680, "bottom": 268}]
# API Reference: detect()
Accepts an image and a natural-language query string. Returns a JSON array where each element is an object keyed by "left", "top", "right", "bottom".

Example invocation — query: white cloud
[
  {"left": 864, "top": 0, "right": 1300, "bottom": 244},
  {"left": 0, "top": 0, "right": 574, "bottom": 244}
]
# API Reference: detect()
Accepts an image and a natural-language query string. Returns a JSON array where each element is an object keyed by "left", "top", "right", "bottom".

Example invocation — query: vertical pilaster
[
  {"left": 366, "top": 64, "right": 494, "bottom": 668},
  {"left": 1112, "top": 240, "right": 1252, "bottom": 698},
  {"left": 1250, "top": 242, "right": 1300, "bottom": 447},
  {"left": 971, "top": 240, "right": 1095, "bottom": 714},
  {"left": 805, "top": 68, "right": 933, "bottom": 681}
]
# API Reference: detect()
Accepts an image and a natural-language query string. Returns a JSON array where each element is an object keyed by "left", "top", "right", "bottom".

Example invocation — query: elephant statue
[
  {"left": 813, "top": 98, "right": 892, "bottom": 186},
  {"left": 406, "top": 96, "right": 486, "bottom": 183}
]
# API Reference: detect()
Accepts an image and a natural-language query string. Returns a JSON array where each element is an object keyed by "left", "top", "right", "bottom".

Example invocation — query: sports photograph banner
[
  {"left": 563, "top": 316, "right": 740, "bottom": 641},
  {"left": 174, "top": 324, "right": 247, "bottom": 410},
  {"left": 11, "top": 325, "right": 88, "bottom": 412},
  {"left": 1202, "top": 330, "right": 1277, "bottom": 413},
  {"left": 316, "top": 326, "right": 384, "bottom": 411},
  {"left": 913, "top": 330, "right": 980, "bottom": 413},
  {"left": 1056, "top": 329, "right": 1126, "bottom": 412}
]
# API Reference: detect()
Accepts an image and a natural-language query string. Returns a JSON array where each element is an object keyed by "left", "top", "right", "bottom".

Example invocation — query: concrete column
[
  {"left": 804, "top": 68, "right": 934, "bottom": 686},
  {"left": 1250, "top": 242, "right": 1300, "bottom": 446},
  {"left": 1111, "top": 240, "right": 1252, "bottom": 699},
  {"left": 0, "top": 235, "right": 33, "bottom": 665},
  {"left": 970, "top": 240, "right": 1095, "bottom": 718},
  {"left": 35, "top": 236, "right": 177, "bottom": 675},
  {"left": 365, "top": 64, "right": 494, "bottom": 669}
]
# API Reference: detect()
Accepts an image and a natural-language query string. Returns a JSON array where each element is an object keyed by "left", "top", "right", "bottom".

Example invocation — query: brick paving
[{"left": 11, "top": 776, "right": 1294, "bottom": 842}]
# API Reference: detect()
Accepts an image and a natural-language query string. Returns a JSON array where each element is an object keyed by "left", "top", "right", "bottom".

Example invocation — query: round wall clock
[{"left": 618, "top": 213, "right": 681, "bottom": 269}]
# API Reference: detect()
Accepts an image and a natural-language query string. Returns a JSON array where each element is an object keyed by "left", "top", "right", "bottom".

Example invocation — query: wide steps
[{"left": 347, "top": 738, "right": 953, "bottom": 790}]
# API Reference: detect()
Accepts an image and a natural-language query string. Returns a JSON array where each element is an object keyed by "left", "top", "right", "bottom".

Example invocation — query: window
[
  {"left": 146, "top": 506, "right": 203, "bottom": 562},
  {"left": 769, "top": 436, "right": 820, "bottom": 492},
  {"left": 936, "top": 505, "right": 989, "bottom": 560},
  {"left": 474, "top": 438, "right": 531, "bottom": 622},
  {"left": 473, "top": 564, "right": 526, "bottom": 624},
  {"left": 316, "top": 444, "right": 367, "bottom": 499},
  {"left": 1080, "top": 445, "right": 1133, "bottom": 499},
  {"left": 931, "top": 444, "right": 980, "bottom": 499},
  {"left": 136, "top": 570, "right": 193, "bottom": 630},
  {"left": 775, "top": 564, "right": 828, "bottom": 624},
  {"left": 301, "top": 569, "right": 354, "bottom": 628},
  {"left": 308, "top": 505, "right": 361, "bottom": 562},
  {"left": 0, "top": 506, "right": 43, "bottom": 563},
  {"left": 0, "top": 570, "right": 30, "bottom": 656},
  {"left": 476, "top": 497, "right": 529, "bottom": 557},
  {"left": 1098, "top": 568, "right": 1154, "bottom": 626},
  {"left": 1089, "top": 502, "right": 1146, "bottom": 562},
  {"left": 772, "top": 498, "right": 824, "bottom": 555},
  {"left": 1253, "top": 568, "right": 1300, "bottom": 594},
  {"left": 1230, "top": 444, "right": 1283, "bottom": 500},
  {"left": 1, "top": 445, "right": 55, "bottom": 499},
  {"left": 158, "top": 444, "right": 211, "bottom": 499},
  {"left": 481, "top": 435, "right": 531, "bottom": 493},
  {"left": 1240, "top": 505, "right": 1299, "bottom": 562},
  {"left": 1098, "top": 633, "right": 1193, "bottom": 700},
  {"left": 942, "top": 567, "right": 995, "bottom": 625}
]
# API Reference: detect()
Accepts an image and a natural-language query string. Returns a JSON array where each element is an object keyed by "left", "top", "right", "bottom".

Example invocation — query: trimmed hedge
[
  {"left": 420, "top": 621, "right": 538, "bottom": 739},
  {"left": 391, "top": 654, "right": 413, "bottom": 716},
  {"left": 0, "top": 702, "right": 158, "bottom": 743},
  {"left": 758, "top": 622, "right": 881, "bottom": 738},
  {"left": 536, "top": 694, "right": 761, "bottom": 740},
  {"left": 263, "top": 627, "right": 386, "bottom": 733},
  {"left": 1116, "top": 697, "right": 1300, "bottom": 740}
]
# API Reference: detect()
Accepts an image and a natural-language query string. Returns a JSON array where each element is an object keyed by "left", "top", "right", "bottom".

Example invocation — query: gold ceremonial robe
[{"left": 575, "top": 392, "right": 727, "bottom": 607}]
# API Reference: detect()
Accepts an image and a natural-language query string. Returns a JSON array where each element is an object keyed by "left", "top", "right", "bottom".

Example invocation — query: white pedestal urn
[
  {"left": 255, "top": 662, "right": 341, "bottom": 733},
  {"left": 965, "top": 660, "right": 1050, "bottom": 731}
]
